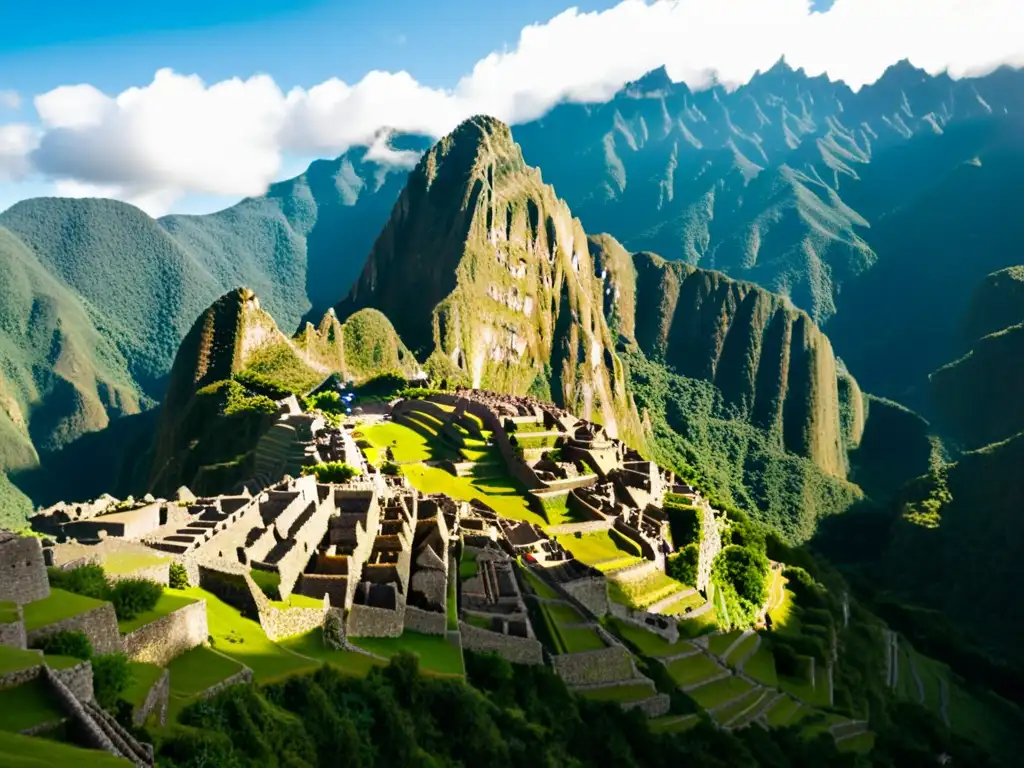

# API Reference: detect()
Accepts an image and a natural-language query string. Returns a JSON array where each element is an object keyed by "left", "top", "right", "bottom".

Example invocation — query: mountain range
[{"left": 1, "top": 61, "right": 1023, "bottom": 670}]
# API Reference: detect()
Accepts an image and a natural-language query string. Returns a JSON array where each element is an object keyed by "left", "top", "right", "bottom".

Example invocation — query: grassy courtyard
[
  {"left": 553, "top": 531, "right": 642, "bottom": 572},
  {"left": 353, "top": 631, "right": 464, "bottom": 677},
  {"left": 402, "top": 464, "right": 541, "bottom": 525},
  {"left": 0, "top": 678, "right": 65, "bottom": 733},
  {"left": 0, "top": 644, "right": 44, "bottom": 675},
  {"left": 102, "top": 550, "right": 169, "bottom": 576},
  {"left": 21, "top": 588, "right": 106, "bottom": 632},
  {"left": 172, "top": 587, "right": 318, "bottom": 682},
  {"left": 0, "top": 729, "right": 131, "bottom": 767},
  {"left": 117, "top": 591, "right": 198, "bottom": 634}
]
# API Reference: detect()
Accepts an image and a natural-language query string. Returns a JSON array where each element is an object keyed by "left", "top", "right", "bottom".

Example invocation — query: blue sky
[{"left": 0, "top": 0, "right": 623, "bottom": 95}]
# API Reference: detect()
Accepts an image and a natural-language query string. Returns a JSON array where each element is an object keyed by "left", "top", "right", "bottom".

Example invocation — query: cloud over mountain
[{"left": 3, "top": 0, "right": 1023, "bottom": 214}]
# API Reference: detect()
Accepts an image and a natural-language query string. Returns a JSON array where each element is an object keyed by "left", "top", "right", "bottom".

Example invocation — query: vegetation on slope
[{"left": 337, "top": 115, "right": 641, "bottom": 440}]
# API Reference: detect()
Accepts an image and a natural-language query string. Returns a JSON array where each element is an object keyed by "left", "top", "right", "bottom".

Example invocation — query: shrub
[
  {"left": 34, "top": 630, "right": 93, "bottom": 660},
  {"left": 109, "top": 578, "right": 163, "bottom": 621},
  {"left": 93, "top": 653, "right": 134, "bottom": 710},
  {"left": 169, "top": 562, "right": 189, "bottom": 590},
  {"left": 301, "top": 462, "right": 359, "bottom": 483},
  {"left": 234, "top": 370, "right": 295, "bottom": 400},
  {"left": 380, "top": 461, "right": 400, "bottom": 476},
  {"left": 667, "top": 543, "right": 699, "bottom": 586},
  {"left": 48, "top": 564, "right": 110, "bottom": 600},
  {"left": 773, "top": 643, "right": 801, "bottom": 677}
]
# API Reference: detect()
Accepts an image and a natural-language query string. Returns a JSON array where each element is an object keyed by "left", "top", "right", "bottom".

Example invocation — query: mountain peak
[{"left": 623, "top": 66, "right": 675, "bottom": 96}]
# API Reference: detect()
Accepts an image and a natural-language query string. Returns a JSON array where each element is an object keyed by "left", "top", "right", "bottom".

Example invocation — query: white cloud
[
  {"left": 1, "top": 0, "right": 1022, "bottom": 214},
  {"left": 0, "top": 91, "right": 21, "bottom": 111},
  {"left": 0, "top": 124, "right": 38, "bottom": 180}
]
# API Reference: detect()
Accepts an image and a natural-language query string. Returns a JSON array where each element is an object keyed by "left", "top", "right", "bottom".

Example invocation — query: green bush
[
  {"left": 109, "top": 578, "right": 163, "bottom": 621},
  {"left": 380, "top": 461, "right": 400, "bottom": 476},
  {"left": 666, "top": 503, "right": 701, "bottom": 546},
  {"left": 93, "top": 653, "right": 133, "bottom": 710},
  {"left": 667, "top": 543, "right": 699, "bottom": 586},
  {"left": 48, "top": 564, "right": 110, "bottom": 600},
  {"left": 169, "top": 562, "right": 189, "bottom": 590},
  {"left": 301, "top": 462, "right": 359, "bottom": 483},
  {"left": 234, "top": 370, "right": 296, "bottom": 400},
  {"left": 33, "top": 629, "right": 93, "bottom": 660}
]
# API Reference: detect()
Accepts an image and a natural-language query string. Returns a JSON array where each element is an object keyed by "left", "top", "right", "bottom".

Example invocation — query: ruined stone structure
[{"left": 0, "top": 531, "right": 50, "bottom": 605}]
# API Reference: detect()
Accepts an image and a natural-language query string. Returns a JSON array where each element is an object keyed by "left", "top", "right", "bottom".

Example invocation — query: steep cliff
[
  {"left": 594, "top": 238, "right": 860, "bottom": 479},
  {"left": 337, "top": 116, "right": 640, "bottom": 438},
  {"left": 930, "top": 266, "right": 1024, "bottom": 449}
]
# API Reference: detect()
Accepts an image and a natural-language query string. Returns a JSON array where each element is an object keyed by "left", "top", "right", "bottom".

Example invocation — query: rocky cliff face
[
  {"left": 930, "top": 266, "right": 1024, "bottom": 449},
  {"left": 592, "top": 235, "right": 859, "bottom": 478},
  {"left": 338, "top": 116, "right": 640, "bottom": 439}
]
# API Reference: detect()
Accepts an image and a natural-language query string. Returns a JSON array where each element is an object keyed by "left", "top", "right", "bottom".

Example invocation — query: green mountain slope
[{"left": 338, "top": 116, "right": 640, "bottom": 438}]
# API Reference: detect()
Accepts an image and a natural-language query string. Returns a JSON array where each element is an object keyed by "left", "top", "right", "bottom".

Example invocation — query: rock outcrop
[{"left": 337, "top": 116, "right": 640, "bottom": 439}]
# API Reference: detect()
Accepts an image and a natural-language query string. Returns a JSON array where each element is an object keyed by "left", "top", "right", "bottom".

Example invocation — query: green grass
[
  {"left": 447, "top": 570, "right": 458, "bottom": 631},
  {"left": 362, "top": 421, "right": 433, "bottom": 463},
  {"left": 837, "top": 732, "right": 875, "bottom": 754},
  {"left": 403, "top": 464, "right": 542, "bottom": 525},
  {"left": 665, "top": 653, "right": 724, "bottom": 687},
  {"left": 779, "top": 657, "right": 831, "bottom": 708},
  {"left": 268, "top": 592, "right": 325, "bottom": 610},
  {"left": 725, "top": 633, "right": 759, "bottom": 667},
  {"left": 353, "top": 631, "right": 464, "bottom": 677},
  {"left": 278, "top": 631, "right": 386, "bottom": 676},
  {"left": 688, "top": 674, "right": 755, "bottom": 710},
  {"left": 743, "top": 645, "right": 779, "bottom": 687},
  {"left": 43, "top": 654, "right": 83, "bottom": 670},
  {"left": 21, "top": 588, "right": 107, "bottom": 632},
  {"left": 554, "top": 531, "right": 643, "bottom": 570},
  {"left": 459, "top": 551, "right": 479, "bottom": 581},
  {"left": 608, "top": 571, "right": 684, "bottom": 609},
  {"left": 649, "top": 714, "right": 700, "bottom": 734},
  {"left": 102, "top": 550, "right": 168, "bottom": 575},
  {"left": 677, "top": 609, "right": 720, "bottom": 638},
  {"left": 607, "top": 617, "right": 697, "bottom": 658},
  {"left": 117, "top": 591, "right": 198, "bottom": 634},
  {"left": 250, "top": 568, "right": 282, "bottom": 600},
  {"left": 546, "top": 602, "right": 585, "bottom": 625},
  {"left": 0, "top": 645, "right": 43, "bottom": 675},
  {"left": 764, "top": 695, "right": 802, "bottom": 727},
  {"left": 579, "top": 682, "right": 654, "bottom": 704},
  {"left": 122, "top": 662, "right": 164, "bottom": 708},
  {"left": 0, "top": 601, "right": 19, "bottom": 624},
  {"left": 173, "top": 587, "right": 317, "bottom": 682},
  {"left": 534, "top": 597, "right": 606, "bottom": 655},
  {"left": 166, "top": 645, "right": 245, "bottom": 723},
  {"left": 558, "top": 626, "right": 607, "bottom": 653},
  {"left": 0, "top": 678, "right": 65, "bottom": 733},
  {"left": 520, "top": 567, "right": 560, "bottom": 600},
  {"left": 713, "top": 687, "right": 765, "bottom": 724},
  {"left": 464, "top": 613, "right": 493, "bottom": 630},
  {"left": 0, "top": 729, "right": 131, "bottom": 767},
  {"left": 661, "top": 591, "right": 706, "bottom": 616},
  {"left": 708, "top": 630, "right": 744, "bottom": 657}
]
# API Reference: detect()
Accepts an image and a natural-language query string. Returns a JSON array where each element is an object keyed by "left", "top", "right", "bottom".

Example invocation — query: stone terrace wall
[
  {"left": 613, "top": 518, "right": 657, "bottom": 561},
  {"left": 26, "top": 604, "right": 121, "bottom": 655},
  {"left": 134, "top": 669, "right": 169, "bottom": 727},
  {"left": 0, "top": 660, "right": 42, "bottom": 690},
  {"left": 624, "top": 693, "right": 671, "bottom": 718},
  {"left": 0, "top": 612, "right": 27, "bottom": 649},
  {"left": 696, "top": 504, "right": 722, "bottom": 594},
  {"left": 122, "top": 600, "right": 208, "bottom": 666},
  {"left": 198, "top": 666, "right": 253, "bottom": 701},
  {"left": 608, "top": 602, "right": 679, "bottom": 644},
  {"left": 551, "top": 646, "right": 634, "bottom": 686},
  {"left": 425, "top": 394, "right": 546, "bottom": 491},
  {"left": 560, "top": 577, "right": 610, "bottom": 618},
  {"left": 52, "top": 660, "right": 94, "bottom": 702},
  {"left": 459, "top": 622, "right": 544, "bottom": 665},
  {"left": 545, "top": 520, "right": 613, "bottom": 536},
  {"left": 404, "top": 605, "right": 446, "bottom": 636},
  {"left": 258, "top": 604, "right": 326, "bottom": 642},
  {"left": 0, "top": 534, "right": 50, "bottom": 605},
  {"left": 347, "top": 603, "right": 404, "bottom": 638},
  {"left": 41, "top": 667, "right": 123, "bottom": 760}
]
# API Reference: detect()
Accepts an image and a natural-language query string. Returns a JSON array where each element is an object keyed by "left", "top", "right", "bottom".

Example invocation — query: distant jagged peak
[
  {"left": 622, "top": 65, "right": 679, "bottom": 97},
  {"left": 872, "top": 58, "right": 932, "bottom": 90}
]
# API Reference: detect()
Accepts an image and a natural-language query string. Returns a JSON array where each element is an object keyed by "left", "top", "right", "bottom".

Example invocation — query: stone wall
[
  {"left": 403, "top": 605, "right": 446, "bottom": 636},
  {"left": 545, "top": 520, "right": 613, "bottom": 536},
  {"left": 41, "top": 667, "right": 123, "bottom": 761},
  {"left": 0, "top": 534, "right": 50, "bottom": 605},
  {"left": 623, "top": 693, "right": 671, "bottom": 718},
  {"left": 51, "top": 660, "right": 94, "bottom": 702},
  {"left": 198, "top": 666, "right": 253, "bottom": 701},
  {"left": 560, "top": 577, "right": 610, "bottom": 617},
  {"left": 109, "top": 562, "right": 170, "bottom": 587},
  {"left": 0, "top": 662, "right": 42, "bottom": 690},
  {"left": 613, "top": 518, "right": 657, "bottom": 562},
  {"left": 0, "top": 614, "right": 27, "bottom": 650},
  {"left": 122, "top": 600, "right": 208, "bottom": 666},
  {"left": 134, "top": 669, "right": 170, "bottom": 727},
  {"left": 565, "top": 490, "right": 608, "bottom": 523},
  {"left": 26, "top": 604, "right": 121, "bottom": 655},
  {"left": 551, "top": 645, "right": 634, "bottom": 686},
  {"left": 696, "top": 504, "right": 722, "bottom": 594},
  {"left": 459, "top": 622, "right": 544, "bottom": 664},
  {"left": 346, "top": 603, "right": 404, "bottom": 638},
  {"left": 258, "top": 603, "right": 326, "bottom": 642},
  {"left": 608, "top": 602, "right": 679, "bottom": 644},
  {"left": 198, "top": 564, "right": 259, "bottom": 617}
]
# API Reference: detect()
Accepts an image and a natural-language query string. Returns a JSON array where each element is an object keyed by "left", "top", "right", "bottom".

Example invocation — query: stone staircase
[{"left": 83, "top": 701, "right": 155, "bottom": 767}]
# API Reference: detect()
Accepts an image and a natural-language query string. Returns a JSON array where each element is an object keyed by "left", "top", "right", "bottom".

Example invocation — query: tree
[{"left": 667, "top": 544, "right": 699, "bottom": 586}]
